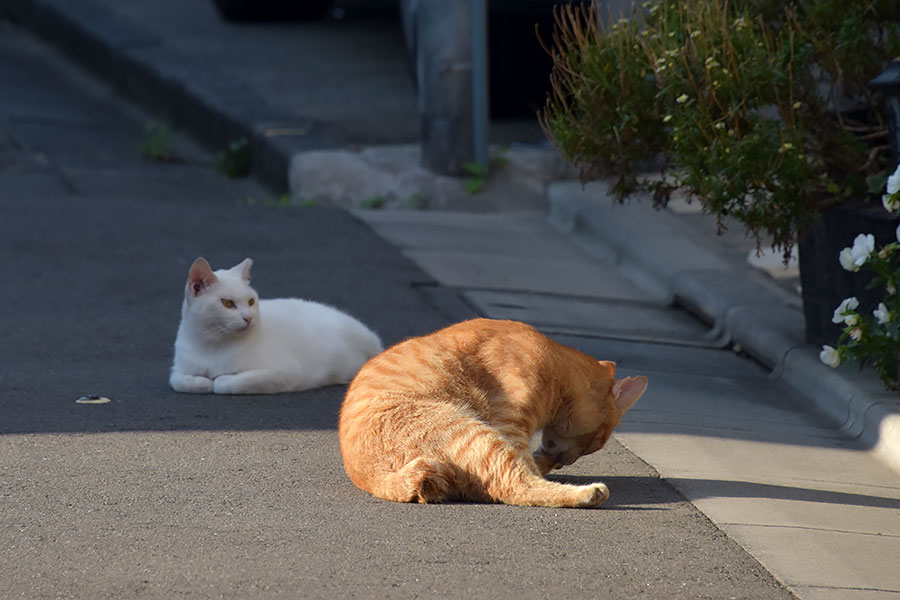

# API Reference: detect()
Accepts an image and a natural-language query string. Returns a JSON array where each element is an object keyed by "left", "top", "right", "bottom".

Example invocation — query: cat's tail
[{"left": 371, "top": 457, "right": 455, "bottom": 504}]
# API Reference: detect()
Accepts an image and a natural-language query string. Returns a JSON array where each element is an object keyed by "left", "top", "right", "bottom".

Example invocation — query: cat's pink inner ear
[
  {"left": 612, "top": 376, "right": 647, "bottom": 415},
  {"left": 187, "top": 257, "right": 218, "bottom": 297},
  {"left": 235, "top": 258, "right": 253, "bottom": 281},
  {"left": 598, "top": 360, "right": 616, "bottom": 377}
]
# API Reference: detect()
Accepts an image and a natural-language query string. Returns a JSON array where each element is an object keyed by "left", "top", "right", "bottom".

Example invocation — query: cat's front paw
[
  {"left": 575, "top": 483, "right": 610, "bottom": 508},
  {"left": 212, "top": 374, "right": 244, "bottom": 395},
  {"left": 170, "top": 373, "right": 214, "bottom": 394}
]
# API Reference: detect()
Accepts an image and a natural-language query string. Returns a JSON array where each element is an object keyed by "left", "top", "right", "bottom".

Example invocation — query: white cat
[{"left": 169, "top": 257, "right": 383, "bottom": 394}]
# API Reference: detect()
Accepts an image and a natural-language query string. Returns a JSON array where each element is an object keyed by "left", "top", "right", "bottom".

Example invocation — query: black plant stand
[
  {"left": 799, "top": 202, "right": 899, "bottom": 346},
  {"left": 211, "top": 0, "right": 332, "bottom": 21}
]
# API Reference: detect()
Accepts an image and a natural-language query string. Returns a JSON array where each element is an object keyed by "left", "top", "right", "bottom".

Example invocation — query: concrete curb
[
  {"left": 0, "top": 0, "right": 335, "bottom": 190},
  {"left": 547, "top": 181, "right": 900, "bottom": 473}
]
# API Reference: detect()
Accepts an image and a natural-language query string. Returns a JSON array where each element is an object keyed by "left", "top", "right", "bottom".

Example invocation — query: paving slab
[
  {"left": 404, "top": 252, "right": 646, "bottom": 298},
  {"left": 791, "top": 588, "right": 900, "bottom": 600},
  {"left": 353, "top": 210, "right": 586, "bottom": 258},
  {"left": 678, "top": 478, "right": 900, "bottom": 536},
  {"left": 549, "top": 334, "right": 762, "bottom": 378},
  {"left": 616, "top": 424, "right": 900, "bottom": 598},
  {"left": 723, "top": 525, "right": 900, "bottom": 593},
  {"left": 464, "top": 290, "right": 717, "bottom": 342},
  {"left": 358, "top": 209, "right": 660, "bottom": 301}
]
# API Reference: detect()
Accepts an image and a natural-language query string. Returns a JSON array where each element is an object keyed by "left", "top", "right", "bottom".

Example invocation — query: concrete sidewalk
[{"left": 2, "top": 0, "right": 900, "bottom": 598}]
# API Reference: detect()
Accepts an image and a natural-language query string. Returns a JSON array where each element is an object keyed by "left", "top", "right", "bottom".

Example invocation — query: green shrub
[{"left": 541, "top": 0, "right": 900, "bottom": 259}]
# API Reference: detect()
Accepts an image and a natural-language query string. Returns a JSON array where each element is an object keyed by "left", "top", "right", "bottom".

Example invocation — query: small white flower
[
  {"left": 676, "top": 93, "right": 689, "bottom": 104},
  {"left": 839, "top": 247, "right": 858, "bottom": 271},
  {"left": 832, "top": 296, "right": 859, "bottom": 324},
  {"left": 889, "top": 283, "right": 898, "bottom": 296},
  {"left": 887, "top": 163, "right": 900, "bottom": 196},
  {"left": 896, "top": 223, "right": 900, "bottom": 243},
  {"left": 838, "top": 234, "right": 875, "bottom": 272},
  {"left": 847, "top": 233, "right": 875, "bottom": 269},
  {"left": 820, "top": 345, "right": 841, "bottom": 368},
  {"left": 856, "top": 233, "right": 875, "bottom": 258},
  {"left": 663, "top": 114, "right": 673, "bottom": 123},
  {"left": 874, "top": 302, "right": 891, "bottom": 325},
  {"left": 850, "top": 327, "right": 863, "bottom": 341},
  {"left": 883, "top": 193, "right": 900, "bottom": 213}
]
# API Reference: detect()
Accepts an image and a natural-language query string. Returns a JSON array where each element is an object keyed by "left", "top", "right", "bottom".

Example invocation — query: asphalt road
[{"left": 0, "top": 23, "right": 795, "bottom": 599}]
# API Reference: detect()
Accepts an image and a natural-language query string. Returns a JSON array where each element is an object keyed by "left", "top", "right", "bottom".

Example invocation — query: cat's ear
[
  {"left": 612, "top": 376, "right": 647, "bottom": 416},
  {"left": 187, "top": 257, "right": 218, "bottom": 297},
  {"left": 598, "top": 360, "right": 616, "bottom": 377},
  {"left": 231, "top": 258, "right": 253, "bottom": 281}
]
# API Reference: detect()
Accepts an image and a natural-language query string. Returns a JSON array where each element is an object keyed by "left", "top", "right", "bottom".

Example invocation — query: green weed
[
  {"left": 214, "top": 138, "right": 251, "bottom": 178},
  {"left": 139, "top": 120, "right": 178, "bottom": 162},
  {"left": 360, "top": 196, "right": 387, "bottom": 209},
  {"left": 462, "top": 161, "right": 488, "bottom": 195}
]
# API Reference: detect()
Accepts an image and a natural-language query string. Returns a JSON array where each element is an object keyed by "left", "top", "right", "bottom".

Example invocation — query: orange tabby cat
[{"left": 338, "top": 318, "right": 647, "bottom": 508}]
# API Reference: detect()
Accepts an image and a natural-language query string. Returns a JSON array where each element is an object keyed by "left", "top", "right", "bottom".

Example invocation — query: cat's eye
[
  {"left": 248, "top": 298, "right": 255, "bottom": 306},
  {"left": 221, "top": 299, "right": 236, "bottom": 309}
]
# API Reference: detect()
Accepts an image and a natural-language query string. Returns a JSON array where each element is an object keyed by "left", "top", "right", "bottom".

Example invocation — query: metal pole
[
  {"left": 417, "top": 1, "right": 474, "bottom": 175},
  {"left": 470, "top": 0, "right": 490, "bottom": 169}
]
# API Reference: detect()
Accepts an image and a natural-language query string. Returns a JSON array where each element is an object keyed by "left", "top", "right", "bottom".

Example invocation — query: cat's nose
[{"left": 242, "top": 315, "right": 252, "bottom": 325}]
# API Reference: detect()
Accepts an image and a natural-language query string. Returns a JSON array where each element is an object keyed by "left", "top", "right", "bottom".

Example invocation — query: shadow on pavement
[
  {"left": 0, "top": 198, "right": 450, "bottom": 435},
  {"left": 668, "top": 477, "right": 900, "bottom": 510},
  {"left": 556, "top": 474, "right": 900, "bottom": 511},
  {"left": 0, "top": 384, "right": 348, "bottom": 435}
]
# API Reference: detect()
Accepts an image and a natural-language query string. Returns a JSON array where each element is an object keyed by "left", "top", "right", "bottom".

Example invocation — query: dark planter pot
[
  {"left": 211, "top": 0, "right": 333, "bottom": 21},
  {"left": 799, "top": 202, "right": 899, "bottom": 346}
]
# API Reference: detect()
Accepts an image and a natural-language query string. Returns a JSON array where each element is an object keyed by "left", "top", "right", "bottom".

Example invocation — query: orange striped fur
[{"left": 338, "top": 318, "right": 647, "bottom": 508}]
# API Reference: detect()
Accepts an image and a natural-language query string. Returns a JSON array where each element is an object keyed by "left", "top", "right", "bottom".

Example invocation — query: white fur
[{"left": 170, "top": 258, "right": 383, "bottom": 394}]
